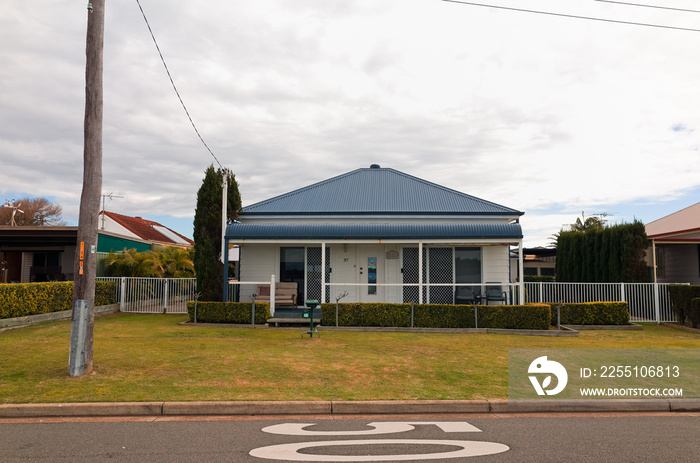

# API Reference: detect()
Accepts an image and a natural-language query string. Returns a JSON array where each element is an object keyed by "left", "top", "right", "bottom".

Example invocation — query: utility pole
[{"left": 70, "top": 0, "right": 105, "bottom": 377}]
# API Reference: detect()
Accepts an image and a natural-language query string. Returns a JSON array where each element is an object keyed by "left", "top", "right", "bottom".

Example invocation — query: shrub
[
  {"left": 668, "top": 285, "right": 700, "bottom": 326},
  {"left": 0, "top": 281, "right": 117, "bottom": 319},
  {"left": 689, "top": 298, "right": 700, "bottom": 329},
  {"left": 320, "top": 303, "right": 551, "bottom": 330},
  {"left": 548, "top": 301, "right": 629, "bottom": 326},
  {"left": 524, "top": 275, "right": 555, "bottom": 282},
  {"left": 186, "top": 301, "right": 270, "bottom": 324}
]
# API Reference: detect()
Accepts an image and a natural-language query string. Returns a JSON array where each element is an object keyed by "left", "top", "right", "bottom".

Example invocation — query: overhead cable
[
  {"left": 134, "top": 0, "right": 223, "bottom": 169},
  {"left": 440, "top": 0, "right": 700, "bottom": 33}
]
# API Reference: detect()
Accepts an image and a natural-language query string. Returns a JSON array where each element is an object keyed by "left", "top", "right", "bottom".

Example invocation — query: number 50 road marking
[{"left": 249, "top": 421, "right": 509, "bottom": 461}]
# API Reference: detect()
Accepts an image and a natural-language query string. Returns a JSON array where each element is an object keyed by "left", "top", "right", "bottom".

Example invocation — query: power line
[
  {"left": 134, "top": 0, "right": 223, "bottom": 169},
  {"left": 439, "top": 0, "right": 700, "bottom": 33},
  {"left": 594, "top": 0, "right": 700, "bottom": 14}
]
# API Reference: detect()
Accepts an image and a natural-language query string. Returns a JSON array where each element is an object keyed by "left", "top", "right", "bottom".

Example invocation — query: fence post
[
  {"left": 163, "top": 279, "right": 169, "bottom": 314},
  {"left": 120, "top": 277, "right": 126, "bottom": 312},
  {"left": 538, "top": 282, "right": 543, "bottom": 303},
  {"left": 653, "top": 283, "right": 660, "bottom": 324},
  {"left": 270, "top": 274, "right": 276, "bottom": 317},
  {"left": 411, "top": 302, "right": 414, "bottom": 328}
]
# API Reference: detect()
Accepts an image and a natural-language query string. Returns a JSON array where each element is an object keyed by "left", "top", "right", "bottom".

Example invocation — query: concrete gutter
[{"left": 2, "top": 399, "right": 699, "bottom": 418}]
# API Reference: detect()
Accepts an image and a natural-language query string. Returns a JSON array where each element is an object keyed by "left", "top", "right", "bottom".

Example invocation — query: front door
[{"left": 359, "top": 245, "right": 384, "bottom": 303}]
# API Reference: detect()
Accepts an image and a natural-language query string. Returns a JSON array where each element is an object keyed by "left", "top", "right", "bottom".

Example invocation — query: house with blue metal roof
[{"left": 224, "top": 165, "right": 525, "bottom": 313}]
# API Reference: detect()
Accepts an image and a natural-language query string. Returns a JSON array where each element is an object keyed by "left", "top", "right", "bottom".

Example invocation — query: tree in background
[
  {"left": 555, "top": 220, "right": 648, "bottom": 283},
  {"left": 103, "top": 247, "right": 194, "bottom": 278},
  {"left": 193, "top": 166, "right": 241, "bottom": 301},
  {"left": 0, "top": 197, "right": 66, "bottom": 226}
]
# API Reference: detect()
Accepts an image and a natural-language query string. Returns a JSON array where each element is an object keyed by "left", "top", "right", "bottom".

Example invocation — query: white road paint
[
  {"left": 249, "top": 439, "right": 510, "bottom": 461},
  {"left": 261, "top": 421, "right": 482, "bottom": 436}
]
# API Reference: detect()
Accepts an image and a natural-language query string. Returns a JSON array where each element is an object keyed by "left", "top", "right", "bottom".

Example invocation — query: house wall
[
  {"left": 236, "top": 243, "right": 516, "bottom": 305},
  {"left": 238, "top": 244, "right": 276, "bottom": 302}
]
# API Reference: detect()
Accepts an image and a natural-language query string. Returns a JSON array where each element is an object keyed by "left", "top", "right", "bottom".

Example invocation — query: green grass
[{"left": 1, "top": 314, "right": 699, "bottom": 404}]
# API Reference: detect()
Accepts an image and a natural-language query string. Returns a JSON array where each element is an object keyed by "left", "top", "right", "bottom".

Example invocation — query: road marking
[
  {"left": 249, "top": 439, "right": 510, "bottom": 461},
  {"left": 261, "top": 421, "right": 482, "bottom": 436}
]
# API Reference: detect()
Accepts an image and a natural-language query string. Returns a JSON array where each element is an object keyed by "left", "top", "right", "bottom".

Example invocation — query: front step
[{"left": 267, "top": 317, "right": 322, "bottom": 328}]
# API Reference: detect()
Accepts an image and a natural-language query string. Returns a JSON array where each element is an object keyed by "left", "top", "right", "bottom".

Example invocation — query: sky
[{"left": 1, "top": 0, "right": 700, "bottom": 247}]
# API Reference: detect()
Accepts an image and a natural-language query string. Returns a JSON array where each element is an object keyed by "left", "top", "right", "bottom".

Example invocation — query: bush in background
[
  {"left": 668, "top": 285, "right": 700, "bottom": 327},
  {"left": 186, "top": 301, "right": 270, "bottom": 324},
  {"left": 0, "top": 281, "right": 117, "bottom": 319},
  {"left": 548, "top": 302, "right": 629, "bottom": 326}
]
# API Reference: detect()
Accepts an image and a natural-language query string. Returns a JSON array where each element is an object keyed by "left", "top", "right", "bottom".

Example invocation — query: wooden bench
[{"left": 253, "top": 282, "right": 298, "bottom": 307}]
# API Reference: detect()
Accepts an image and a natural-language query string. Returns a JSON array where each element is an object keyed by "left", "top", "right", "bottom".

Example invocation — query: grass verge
[{"left": 1, "top": 314, "right": 699, "bottom": 403}]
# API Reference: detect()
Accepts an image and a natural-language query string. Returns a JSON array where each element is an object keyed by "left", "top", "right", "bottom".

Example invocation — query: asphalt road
[{"left": 1, "top": 413, "right": 698, "bottom": 462}]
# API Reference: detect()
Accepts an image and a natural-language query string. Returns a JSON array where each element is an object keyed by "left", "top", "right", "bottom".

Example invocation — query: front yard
[{"left": 1, "top": 313, "right": 699, "bottom": 403}]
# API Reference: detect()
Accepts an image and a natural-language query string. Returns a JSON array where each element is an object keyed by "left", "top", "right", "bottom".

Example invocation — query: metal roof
[
  {"left": 241, "top": 166, "right": 523, "bottom": 216},
  {"left": 226, "top": 222, "right": 522, "bottom": 240}
]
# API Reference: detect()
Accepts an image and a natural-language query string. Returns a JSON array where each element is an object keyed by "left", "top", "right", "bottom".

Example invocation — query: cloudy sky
[{"left": 2, "top": 0, "right": 699, "bottom": 246}]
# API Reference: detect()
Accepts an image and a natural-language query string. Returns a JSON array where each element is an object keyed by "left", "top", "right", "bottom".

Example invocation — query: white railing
[
  {"left": 524, "top": 282, "right": 683, "bottom": 323},
  {"left": 97, "top": 277, "right": 197, "bottom": 314},
  {"left": 100, "top": 277, "right": 683, "bottom": 323}
]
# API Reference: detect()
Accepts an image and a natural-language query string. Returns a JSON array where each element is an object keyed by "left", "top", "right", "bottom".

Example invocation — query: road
[{"left": 1, "top": 413, "right": 698, "bottom": 462}]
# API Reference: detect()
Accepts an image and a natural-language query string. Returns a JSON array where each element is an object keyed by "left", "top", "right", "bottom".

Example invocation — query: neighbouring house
[
  {"left": 224, "top": 165, "right": 525, "bottom": 310},
  {"left": 510, "top": 247, "right": 557, "bottom": 281},
  {"left": 646, "top": 201, "right": 700, "bottom": 285},
  {"left": 98, "top": 211, "right": 193, "bottom": 248},
  {"left": 0, "top": 214, "right": 193, "bottom": 283}
]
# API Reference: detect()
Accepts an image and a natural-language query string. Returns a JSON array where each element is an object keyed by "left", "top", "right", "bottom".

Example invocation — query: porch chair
[
  {"left": 485, "top": 284, "right": 507, "bottom": 305},
  {"left": 455, "top": 286, "right": 482, "bottom": 305}
]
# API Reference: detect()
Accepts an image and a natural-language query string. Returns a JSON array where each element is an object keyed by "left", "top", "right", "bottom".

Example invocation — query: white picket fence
[
  {"left": 98, "top": 277, "right": 683, "bottom": 322},
  {"left": 98, "top": 277, "right": 196, "bottom": 314},
  {"left": 523, "top": 282, "right": 681, "bottom": 323}
]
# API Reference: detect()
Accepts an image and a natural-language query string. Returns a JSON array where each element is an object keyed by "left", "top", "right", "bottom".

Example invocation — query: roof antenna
[
  {"left": 2, "top": 200, "right": 24, "bottom": 226},
  {"left": 100, "top": 192, "right": 124, "bottom": 230}
]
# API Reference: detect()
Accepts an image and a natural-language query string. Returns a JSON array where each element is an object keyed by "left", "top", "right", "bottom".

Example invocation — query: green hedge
[
  {"left": 547, "top": 302, "right": 630, "bottom": 325},
  {"left": 0, "top": 281, "right": 117, "bottom": 319},
  {"left": 668, "top": 285, "right": 700, "bottom": 327},
  {"left": 524, "top": 275, "right": 555, "bottom": 282},
  {"left": 186, "top": 301, "right": 270, "bottom": 324},
  {"left": 320, "top": 303, "right": 551, "bottom": 330},
  {"left": 690, "top": 298, "right": 700, "bottom": 329}
]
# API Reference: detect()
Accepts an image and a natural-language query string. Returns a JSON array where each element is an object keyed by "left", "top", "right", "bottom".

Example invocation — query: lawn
[{"left": 1, "top": 313, "right": 699, "bottom": 404}]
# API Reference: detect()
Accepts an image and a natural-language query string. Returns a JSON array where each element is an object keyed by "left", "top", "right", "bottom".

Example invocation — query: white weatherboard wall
[
  {"left": 239, "top": 244, "right": 276, "bottom": 303},
  {"left": 483, "top": 246, "right": 510, "bottom": 284}
]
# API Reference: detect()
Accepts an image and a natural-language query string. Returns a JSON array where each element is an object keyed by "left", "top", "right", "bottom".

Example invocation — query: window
[{"left": 455, "top": 247, "right": 481, "bottom": 283}]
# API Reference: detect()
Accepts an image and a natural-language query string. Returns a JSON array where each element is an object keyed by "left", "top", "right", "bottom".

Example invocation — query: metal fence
[
  {"left": 524, "top": 282, "right": 681, "bottom": 323},
  {"left": 99, "top": 277, "right": 682, "bottom": 323},
  {"left": 98, "top": 277, "right": 197, "bottom": 314}
]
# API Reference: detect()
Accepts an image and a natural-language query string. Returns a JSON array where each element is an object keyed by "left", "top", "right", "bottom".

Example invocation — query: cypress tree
[{"left": 193, "top": 165, "right": 242, "bottom": 301}]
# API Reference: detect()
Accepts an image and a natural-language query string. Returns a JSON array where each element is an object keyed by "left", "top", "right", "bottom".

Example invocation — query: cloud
[{"left": 2, "top": 0, "right": 700, "bottom": 245}]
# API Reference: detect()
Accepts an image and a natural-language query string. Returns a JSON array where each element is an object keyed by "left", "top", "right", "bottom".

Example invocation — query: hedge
[
  {"left": 320, "top": 303, "right": 551, "bottom": 330},
  {"left": 690, "top": 298, "right": 700, "bottom": 329},
  {"left": 547, "top": 302, "right": 630, "bottom": 326},
  {"left": 186, "top": 301, "right": 270, "bottom": 324},
  {"left": 0, "top": 281, "right": 117, "bottom": 319},
  {"left": 524, "top": 275, "right": 555, "bottom": 282},
  {"left": 668, "top": 285, "right": 700, "bottom": 327}
]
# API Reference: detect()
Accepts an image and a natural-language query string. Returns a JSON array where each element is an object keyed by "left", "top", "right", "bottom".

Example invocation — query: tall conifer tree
[{"left": 193, "top": 166, "right": 241, "bottom": 301}]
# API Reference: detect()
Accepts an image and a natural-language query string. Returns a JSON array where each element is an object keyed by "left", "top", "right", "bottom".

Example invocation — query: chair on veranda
[{"left": 485, "top": 284, "right": 507, "bottom": 305}]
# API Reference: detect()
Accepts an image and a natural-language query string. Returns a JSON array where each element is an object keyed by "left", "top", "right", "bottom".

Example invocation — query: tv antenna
[
  {"left": 100, "top": 193, "right": 124, "bottom": 230},
  {"left": 2, "top": 200, "right": 24, "bottom": 226}
]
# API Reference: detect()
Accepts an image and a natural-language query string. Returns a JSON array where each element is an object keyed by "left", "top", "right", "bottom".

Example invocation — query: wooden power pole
[{"left": 69, "top": 0, "right": 105, "bottom": 377}]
